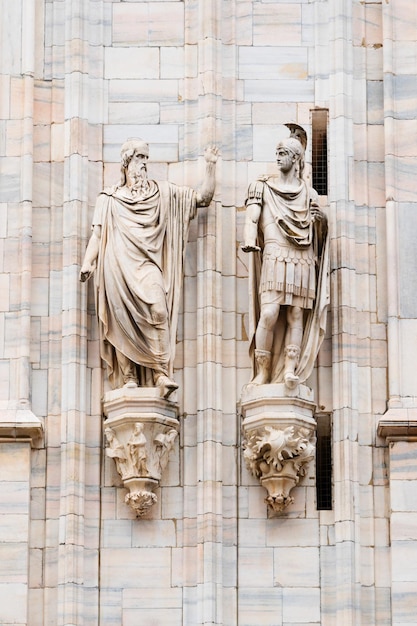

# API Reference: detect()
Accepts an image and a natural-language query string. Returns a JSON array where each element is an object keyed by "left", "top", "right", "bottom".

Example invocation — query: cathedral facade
[{"left": 0, "top": 1, "right": 416, "bottom": 624}]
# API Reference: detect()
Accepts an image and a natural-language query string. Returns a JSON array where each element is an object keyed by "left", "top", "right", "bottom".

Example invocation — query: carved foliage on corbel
[{"left": 243, "top": 424, "right": 315, "bottom": 513}]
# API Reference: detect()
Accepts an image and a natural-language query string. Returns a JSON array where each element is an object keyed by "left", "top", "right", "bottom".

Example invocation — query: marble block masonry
[{"left": 1, "top": 1, "right": 417, "bottom": 625}]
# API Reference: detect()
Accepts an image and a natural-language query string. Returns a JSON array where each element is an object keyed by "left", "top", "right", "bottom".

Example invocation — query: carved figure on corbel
[
  {"left": 104, "top": 415, "right": 179, "bottom": 517},
  {"left": 153, "top": 428, "right": 178, "bottom": 479},
  {"left": 127, "top": 422, "right": 149, "bottom": 476},
  {"left": 104, "top": 427, "right": 129, "bottom": 479}
]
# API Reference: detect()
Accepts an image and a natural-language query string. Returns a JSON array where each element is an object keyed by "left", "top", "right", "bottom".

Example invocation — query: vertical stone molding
[
  {"left": 377, "top": 419, "right": 417, "bottom": 625},
  {"left": 57, "top": 0, "right": 95, "bottom": 620},
  {"left": 241, "top": 384, "right": 316, "bottom": 513},
  {"left": 0, "top": 442, "right": 32, "bottom": 625},
  {"left": 0, "top": 414, "right": 43, "bottom": 624},
  {"left": 327, "top": 2, "right": 361, "bottom": 623},
  {"left": 189, "top": 1, "right": 224, "bottom": 623},
  {"left": 103, "top": 388, "right": 179, "bottom": 517}
]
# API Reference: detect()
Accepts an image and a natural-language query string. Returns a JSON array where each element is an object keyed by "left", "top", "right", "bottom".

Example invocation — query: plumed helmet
[
  {"left": 277, "top": 136, "right": 305, "bottom": 159},
  {"left": 284, "top": 123, "right": 308, "bottom": 150}
]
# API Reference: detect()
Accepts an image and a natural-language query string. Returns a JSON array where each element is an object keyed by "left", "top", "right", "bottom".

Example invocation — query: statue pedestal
[
  {"left": 103, "top": 387, "right": 179, "bottom": 517},
  {"left": 241, "top": 384, "right": 316, "bottom": 514}
]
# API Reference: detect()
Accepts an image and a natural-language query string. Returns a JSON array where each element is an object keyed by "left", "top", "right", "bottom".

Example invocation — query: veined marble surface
[{"left": 0, "top": 0, "right": 415, "bottom": 624}]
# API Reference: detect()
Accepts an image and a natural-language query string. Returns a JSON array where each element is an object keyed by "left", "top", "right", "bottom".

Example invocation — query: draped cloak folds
[
  {"left": 246, "top": 176, "right": 330, "bottom": 385},
  {"left": 92, "top": 180, "right": 197, "bottom": 388}
]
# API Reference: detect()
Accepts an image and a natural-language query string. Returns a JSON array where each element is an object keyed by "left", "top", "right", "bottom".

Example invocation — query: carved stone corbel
[
  {"left": 243, "top": 423, "right": 315, "bottom": 512},
  {"left": 103, "top": 388, "right": 179, "bottom": 517},
  {"left": 241, "top": 383, "right": 316, "bottom": 514}
]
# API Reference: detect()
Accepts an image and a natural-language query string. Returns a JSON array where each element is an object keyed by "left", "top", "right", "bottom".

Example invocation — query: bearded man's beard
[{"left": 130, "top": 165, "right": 150, "bottom": 197}]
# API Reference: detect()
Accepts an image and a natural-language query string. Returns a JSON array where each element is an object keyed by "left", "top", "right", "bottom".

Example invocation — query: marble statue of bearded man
[{"left": 80, "top": 138, "right": 218, "bottom": 398}]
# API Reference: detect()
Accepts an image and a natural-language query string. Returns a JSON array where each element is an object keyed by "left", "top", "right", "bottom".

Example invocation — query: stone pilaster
[
  {"left": 382, "top": 2, "right": 417, "bottom": 412},
  {"left": 0, "top": 1, "right": 44, "bottom": 620},
  {"left": 183, "top": 1, "right": 224, "bottom": 624},
  {"left": 377, "top": 420, "right": 417, "bottom": 625},
  {"left": 0, "top": 0, "right": 36, "bottom": 410},
  {"left": 378, "top": 5, "right": 417, "bottom": 621},
  {"left": 56, "top": 1, "right": 99, "bottom": 623},
  {"left": 328, "top": 2, "right": 360, "bottom": 623},
  {"left": 0, "top": 441, "right": 38, "bottom": 624}
]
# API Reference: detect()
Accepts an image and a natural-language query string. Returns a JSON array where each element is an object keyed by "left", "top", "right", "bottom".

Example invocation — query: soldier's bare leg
[
  {"left": 255, "top": 303, "right": 280, "bottom": 352},
  {"left": 252, "top": 303, "right": 280, "bottom": 384},
  {"left": 283, "top": 306, "right": 303, "bottom": 388}
]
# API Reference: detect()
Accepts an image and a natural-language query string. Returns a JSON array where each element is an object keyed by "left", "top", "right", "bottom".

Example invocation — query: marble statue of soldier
[
  {"left": 80, "top": 138, "right": 218, "bottom": 398},
  {"left": 242, "top": 130, "right": 329, "bottom": 389}
]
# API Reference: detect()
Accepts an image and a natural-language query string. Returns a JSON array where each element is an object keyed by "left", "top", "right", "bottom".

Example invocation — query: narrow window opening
[
  {"left": 316, "top": 413, "right": 332, "bottom": 510},
  {"left": 311, "top": 109, "right": 328, "bottom": 196}
]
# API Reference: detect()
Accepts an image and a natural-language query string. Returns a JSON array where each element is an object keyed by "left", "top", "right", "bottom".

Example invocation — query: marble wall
[{"left": 0, "top": 0, "right": 416, "bottom": 624}]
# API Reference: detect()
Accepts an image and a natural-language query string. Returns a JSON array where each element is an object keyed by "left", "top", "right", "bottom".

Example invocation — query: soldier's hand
[
  {"left": 310, "top": 206, "right": 326, "bottom": 223},
  {"left": 241, "top": 243, "right": 261, "bottom": 253}
]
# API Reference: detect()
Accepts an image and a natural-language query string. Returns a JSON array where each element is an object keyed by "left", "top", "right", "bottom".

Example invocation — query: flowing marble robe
[
  {"left": 92, "top": 180, "right": 196, "bottom": 388},
  {"left": 246, "top": 176, "right": 330, "bottom": 384}
]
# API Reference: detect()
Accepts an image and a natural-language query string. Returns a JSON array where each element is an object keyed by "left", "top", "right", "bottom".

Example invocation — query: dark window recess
[
  {"left": 311, "top": 109, "right": 328, "bottom": 196},
  {"left": 316, "top": 413, "right": 332, "bottom": 510}
]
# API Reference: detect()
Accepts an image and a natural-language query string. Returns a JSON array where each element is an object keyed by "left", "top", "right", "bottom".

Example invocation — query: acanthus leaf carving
[{"left": 243, "top": 424, "right": 315, "bottom": 513}]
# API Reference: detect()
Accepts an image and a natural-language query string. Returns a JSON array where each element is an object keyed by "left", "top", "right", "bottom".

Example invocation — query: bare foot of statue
[
  {"left": 155, "top": 374, "right": 179, "bottom": 399},
  {"left": 123, "top": 379, "right": 138, "bottom": 389}
]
